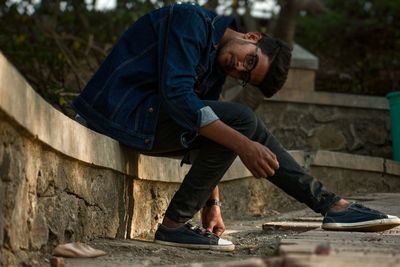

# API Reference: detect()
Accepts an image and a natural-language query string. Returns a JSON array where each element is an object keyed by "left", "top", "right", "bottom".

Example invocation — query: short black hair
[{"left": 256, "top": 34, "right": 292, "bottom": 98}]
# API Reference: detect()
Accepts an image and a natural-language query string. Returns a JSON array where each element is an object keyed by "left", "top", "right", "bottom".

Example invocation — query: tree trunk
[
  {"left": 39, "top": 0, "right": 61, "bottom": 14},
  {"left": 70, "top": 0, "right": 86, "bottom": 10},
  {"left": 117, "top": 0, "right": 129, "bottom": 9},
  {"left": 68, "top": 0, "right": 90, "bottom": 31},
  {"left": 242, "top": 0, "right": 259, "bottom": 32},
  {"left": 273, "top": 0, "right": 326, "bottom": 46},
  {"left": 273, "top": 0, "right": 298, "bottom": 47}
]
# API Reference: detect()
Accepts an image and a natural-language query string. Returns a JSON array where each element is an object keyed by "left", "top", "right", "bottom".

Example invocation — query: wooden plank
[
  {"left": 262, "top": 221, "right": 321, "bottom": 232},
  {"left": 291, "top": 216, "right": 323, "bottom": 222}
]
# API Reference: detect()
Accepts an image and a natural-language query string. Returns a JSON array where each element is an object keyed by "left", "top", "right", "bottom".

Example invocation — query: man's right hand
[
  {"left": 199, "top": 120, "right": 279, "bottom": 178},
  {"left": 236, "top": 140, "right": 279, "bottom": 178}
]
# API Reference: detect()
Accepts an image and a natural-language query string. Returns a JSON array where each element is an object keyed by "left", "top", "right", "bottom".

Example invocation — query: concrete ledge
[
  {"left": 386, "top": 160, "right": 400, "bottom": 176},
  {"left": 312, "top": 150, "right": 384, "bottom": 172},
  {"left": 0, "top": 52, "right": 136, "bottom": 176},
  {"left": 137, "top": 150, "right": 400, "bottom": 183},
  {"left": 291, "top": 44, "right": 319, "bottom": 70},
  {"left": 137, "top": 151, "right": 306, "bottom": 182},
  {"left": 269, "top": 90, "right": 389, "bottom": 110}
]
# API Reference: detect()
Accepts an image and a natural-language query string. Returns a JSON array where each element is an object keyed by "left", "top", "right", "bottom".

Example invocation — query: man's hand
[
  {"left": 237, "top": 140, "right": 279, "bottom": 178},
  {"left": 201, "top": 205, "right": 225, "bottom": 236},
  {"left": 199, "top": 120, "right": 279, "bottom": 179}
]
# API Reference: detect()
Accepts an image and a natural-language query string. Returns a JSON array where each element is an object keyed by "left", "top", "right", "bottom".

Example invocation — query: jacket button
[
  {"left": 144, "top": 139, "right": 150, "bottom": 144},
  {"left": 148, "top": 107, "right": 154, "bottom": 113}
]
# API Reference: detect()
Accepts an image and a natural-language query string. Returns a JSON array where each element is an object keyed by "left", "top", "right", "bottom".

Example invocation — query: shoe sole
[
  {"left": 154, "top": 240, "right": 235, "bottom": 251},
  {"left": 322, "top": 218, "right": 400, "bottom": 232}
]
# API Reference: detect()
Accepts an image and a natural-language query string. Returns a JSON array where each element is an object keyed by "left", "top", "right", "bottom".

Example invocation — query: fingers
[
  {"left": 207, "top": 225, "right": 224, "bottom": 236},
  {"left": 207, "top": 222, "right": 220, "bottom": 236},
  {"left": 214, "top": 227, "right": 224, "bottom": 236},
  {"left": 265, "top": 147, "right": 279, "bottom": 169},
  {"left": 249, "top": 166, "right": 263, "bottom": 178},
  {"left": 240, "top": 141, "right": 280, "bottom": 179},
  {"left": 248, "top": 163, "right": 268, "bottom": 178},
  {"left": 260, "top": 160, "right": 277, "bottom": 176},
  {"left": 253, "top": 153, "right": 279, "bottom": 177},
  {"left": 204, "top": 217, "right": 225, "bottom": 236},
  {"left": 208, "top": 221, "right": 225, "bottom": 236}
]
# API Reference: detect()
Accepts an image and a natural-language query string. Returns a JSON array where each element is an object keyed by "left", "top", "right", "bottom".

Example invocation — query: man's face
[{"left": 217, "top": 38, "right": 269, "bottom": 86}]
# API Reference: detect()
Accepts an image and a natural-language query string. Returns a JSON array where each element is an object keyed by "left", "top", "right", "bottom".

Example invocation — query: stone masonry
[
  {"left": 0, "top": 115, "right": 134, "bottom": 266},
  {"left": 257, "top": 102, "right": 391, "bottom": 158}
]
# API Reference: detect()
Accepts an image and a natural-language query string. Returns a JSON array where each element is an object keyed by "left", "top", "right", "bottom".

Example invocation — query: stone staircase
[{"left": 1, "top": 46, "right": 399, "bottom": 266}]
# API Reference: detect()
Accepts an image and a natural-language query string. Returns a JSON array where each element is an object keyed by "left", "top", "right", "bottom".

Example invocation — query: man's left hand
[{"left": 201, "top": 205, "right": 225, "bottom": 236}]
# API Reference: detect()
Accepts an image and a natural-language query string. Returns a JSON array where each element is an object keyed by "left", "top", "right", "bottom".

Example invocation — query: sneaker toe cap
[
  {"left": 387, "top": 214, "right": 400, "bottom": 220},
  {"left": 218, "top": 238, "right": 233, "bottom": 246}
]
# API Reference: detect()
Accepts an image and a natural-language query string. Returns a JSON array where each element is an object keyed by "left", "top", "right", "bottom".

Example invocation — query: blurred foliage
[
  {"left": 296, "top": 0, "right": 400, "bottom": 96},
  {"left": 0, "top": 0, "right": 398, "bottom": 118},
  {"left": 0, "top": 0, "right": 155, "bottom": 115}
]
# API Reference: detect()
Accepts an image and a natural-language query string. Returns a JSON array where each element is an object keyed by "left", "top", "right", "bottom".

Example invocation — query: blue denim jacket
[{"left": 72, "top": 4, "right": 237, "bottom": 150}]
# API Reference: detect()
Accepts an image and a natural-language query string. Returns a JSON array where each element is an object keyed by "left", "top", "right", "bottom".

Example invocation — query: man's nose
[{"left": 235, "top": 61, "right": 246, "bottom": 72}]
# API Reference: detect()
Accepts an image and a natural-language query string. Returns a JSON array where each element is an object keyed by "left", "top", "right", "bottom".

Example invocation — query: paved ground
[
  {"left": 275, "top": 193, "right": 400, "bottom": 267},
  {"left": 51, "top": 193, "right": 400, "bottom": 267}
]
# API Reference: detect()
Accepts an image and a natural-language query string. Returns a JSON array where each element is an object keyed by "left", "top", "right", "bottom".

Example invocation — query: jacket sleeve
[{"left": 158, "top": 5, "right": 219, "bottom": 145}]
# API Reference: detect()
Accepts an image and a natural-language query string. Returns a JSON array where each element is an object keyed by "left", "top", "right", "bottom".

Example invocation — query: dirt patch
[
  {"left": 58, "top": 217, "right": 302, "bottom": 267},
  {"left": 18, "top": 209, "right": 319, "bottom": 266}
]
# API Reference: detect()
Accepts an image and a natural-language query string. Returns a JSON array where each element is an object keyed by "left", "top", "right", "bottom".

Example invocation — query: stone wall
[
  {"left": 0, "top": 115, "right": 134, "bottom": 266},
  {"left": 257, "top": 102, "right": 391, "bottom": 158}
]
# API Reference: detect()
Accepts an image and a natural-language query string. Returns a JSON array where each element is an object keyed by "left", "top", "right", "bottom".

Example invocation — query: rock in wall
[
  {"left": 0, "top": 113, "right": 134, "bottom": 266},
  {"left": 257, "top": 102, "right": 391, "bottom": 158}
]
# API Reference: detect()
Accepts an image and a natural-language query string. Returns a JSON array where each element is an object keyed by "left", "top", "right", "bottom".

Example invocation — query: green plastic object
[{"left": 387, "top": 91, "right": 400, "bottom": 161}]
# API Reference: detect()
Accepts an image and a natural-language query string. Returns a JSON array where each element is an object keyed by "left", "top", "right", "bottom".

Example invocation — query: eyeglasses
[{"left": 240, "top": 44, "right": 259, "bottom": 88}]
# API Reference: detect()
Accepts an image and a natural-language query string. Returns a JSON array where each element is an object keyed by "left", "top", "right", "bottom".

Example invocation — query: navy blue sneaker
[
  {"left": 322, "top": 203, "right": 400, "bottom": 232},
  {"left": 154, "top": 222, "right": 235, "bottom": 251}
]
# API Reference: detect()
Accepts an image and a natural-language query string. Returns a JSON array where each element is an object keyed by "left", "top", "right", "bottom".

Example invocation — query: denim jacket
[{"left": 72, "top": 4, "right": 237, "bottom": 150}]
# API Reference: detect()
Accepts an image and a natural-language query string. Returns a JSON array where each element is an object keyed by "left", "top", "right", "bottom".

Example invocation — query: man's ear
[{"left": 244, "top": 32, "right": 262, "bottom": 41}]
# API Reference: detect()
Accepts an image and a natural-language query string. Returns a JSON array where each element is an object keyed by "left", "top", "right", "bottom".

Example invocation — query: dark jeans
[{"left": 143, "top": 100, "right": 340, "bottom": 223}]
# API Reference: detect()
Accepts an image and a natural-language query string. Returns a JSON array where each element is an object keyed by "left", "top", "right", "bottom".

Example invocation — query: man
[{"left": 73, "top": 3, "right": 400, "bottom": 251}]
